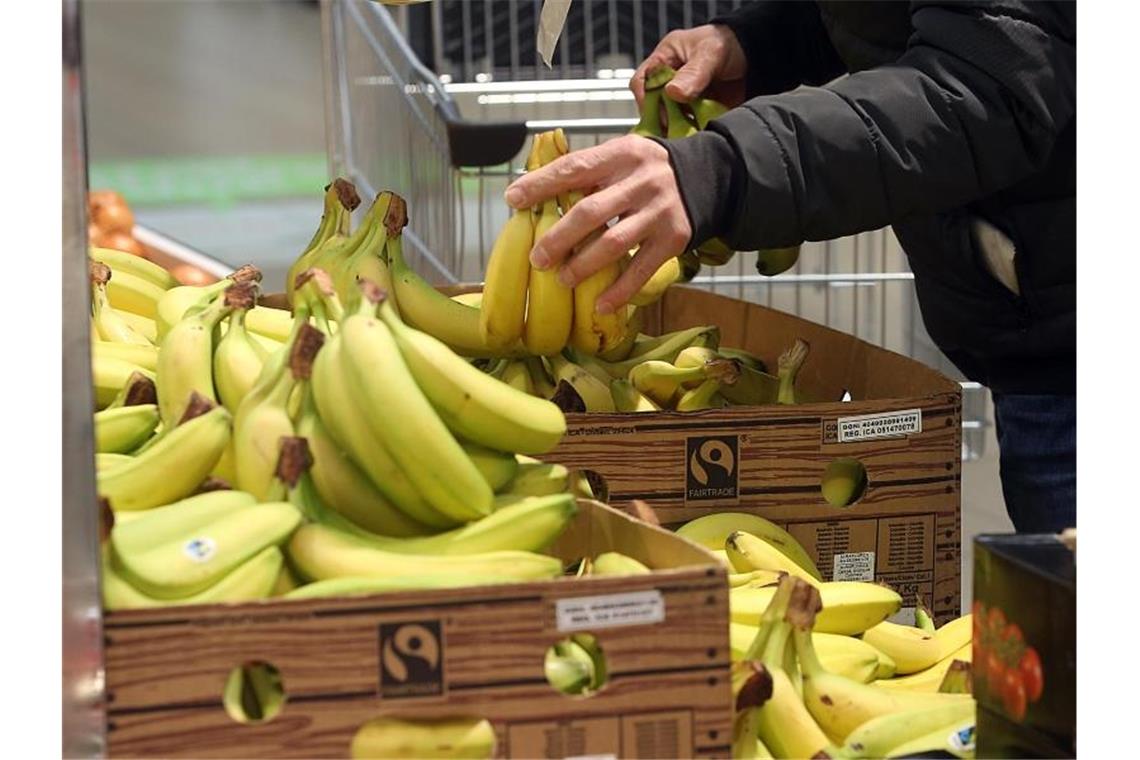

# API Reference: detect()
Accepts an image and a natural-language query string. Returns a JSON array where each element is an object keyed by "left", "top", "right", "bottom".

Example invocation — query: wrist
[{"left": 648, "top": 132, "right": 738, "bottom": 250}]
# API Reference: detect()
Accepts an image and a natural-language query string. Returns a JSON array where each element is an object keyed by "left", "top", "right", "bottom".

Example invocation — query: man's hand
[
  {"left": 631, "top": 24, "right": 748, "bottom": 108},
  {"left": 504, "top": 135, "right": 691, "bottom": 315}
]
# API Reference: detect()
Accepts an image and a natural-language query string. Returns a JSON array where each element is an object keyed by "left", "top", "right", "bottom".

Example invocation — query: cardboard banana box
[
  {"left": 102, "top": 499, "right": 732, "bottom": 758},
  {"left": 438, "top": 285, "right": 964, "bottom": 627}
]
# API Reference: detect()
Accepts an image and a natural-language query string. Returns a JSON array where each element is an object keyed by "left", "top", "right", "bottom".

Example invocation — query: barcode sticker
[
  {"left": 836, "top": 409, "right": 922, "bottom": 442},
  {"left": 833, "top": 551, "right": 875, "bottom": 581},
  {"left": 556, "top": 590, "right": 665, "bottom": 632}
]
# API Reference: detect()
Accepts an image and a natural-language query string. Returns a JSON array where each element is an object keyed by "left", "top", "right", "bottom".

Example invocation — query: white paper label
[
  {"left": 183, "top": 536, "right": 216, "bottom": 563},
  {"left": 832, "top": 551, "right": 875, "bottom": 581},
  {"left": 556, "top": 590, "right": 665, "bottom": 632},
  {"left": 836, "top": 409, "right": 922, "bottom": 442},
  {"left": 537, "top": 0, "right": 572, "bottom": 67},
  {"left": 950, "top": 724, "right": 976, "bottom": 752}
]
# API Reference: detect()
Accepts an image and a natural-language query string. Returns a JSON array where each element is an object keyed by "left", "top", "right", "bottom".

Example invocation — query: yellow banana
[
  {"left": 287, "top": 522, "right": 564, "bottom": 583},
  {"left": 155, "top": 286, "right": 235, "bottom": 426},
  {"left": 677, "top": 512, "right": 823, "bottom": 581},
  {"left": 675, "top": 376, "right": 730, "bottom": 411},
  {"left": 609, "top": 377, "right": 660, "bottom": 412},
  {"left": 873, "top": 642, "right": 973, "bottom": 693},
  {"left": 597, "top": 303, "right": 642, "bottom": 361},
  {"left": 90, "top": 247, "right": 178, "bottom": 291},
  {"left": 591, "top": 551, "right": 651, "bottom": 576},
  {"left": 791, "top": 585, "right": 972, "bottom": 744},
  {"left": 94, "top": 403, "right": 160, "bottom": 454},
  {"left": 499, "top": 360, "right": 534, "bottom": 395},
  {"left": 113, "top": 309, "right": 158, "bottom": 342},
  {"left": 286, "top": 178, "right": 360, "bottom": 307},
  {"left": 861, "top": 620, "right": 943, "bottom": 675},
  {"left": 90, "top": 262, "right": 152, "bottom": 346},
  {"left": 350, "top": 716, "right": 496, "bottom": 760},
  {"left": 523, "top": 137, "right": 573, "bottom": 356},
  {"left": 213, "top": 285, "right": 269, "bottom": 412},
  {"left": 726, "top": 530, "right": 821, "bottom": 586},
  {"left": 502, "top": 456, "right": 569, "bottom": 497},
  {"left": 104, "top": 266, "right": 166, "bottom": 319},
  {"left": 548, "top": 353, "right": 616, "bottom": 412},
  {"left": 378, "top": 296, "right": 567, "bottom": 454},
  {"left": 92, "top": 340, "right": 158, "bottom": 372},
  {"left": 103, "top": 545, "right": 282, "bottom": 610},
  {"left": 340, "top": 289, "right": 492, "bottom": 522},
  {"left": 731, "top": 580, "right": 902, "bottom": 635},
  {"left": 480, "top": 207, "right": 534, "bottom": 350},
  {"left": 933, "top": 614, "right": 973, "bottom": 658},
  {"left": 97, "top": 403, "right": 231, "bottom": 511},
  {"left": 630, "top": 255, "right": 681, "bottom": 307}
]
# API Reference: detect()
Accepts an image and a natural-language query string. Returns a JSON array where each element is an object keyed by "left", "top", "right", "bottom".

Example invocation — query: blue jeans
[{"left": 992, "top": 393, "right": 1076, "bottom": 534}]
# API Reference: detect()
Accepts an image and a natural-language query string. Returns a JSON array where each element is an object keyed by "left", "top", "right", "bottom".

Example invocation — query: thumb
[{"left": 664, "top": 48, "right": 717, "bottom": 103}]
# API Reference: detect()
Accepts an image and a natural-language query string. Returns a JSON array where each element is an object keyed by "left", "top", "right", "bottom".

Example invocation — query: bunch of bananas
[
  {"left": 673, "top": 513, "right": 976, "bottom": 759},
  {"left": 464, "top": 322, "right": 810, "bottom": 414},
  {"left": 632, "top": 65, "right": 802, "bottom": 279},
  {"left": 91, "top": 186, "right": 605, "bottom": 611}
]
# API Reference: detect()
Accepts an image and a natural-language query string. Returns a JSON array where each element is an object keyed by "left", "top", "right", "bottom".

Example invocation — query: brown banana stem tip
[
  {"left": 275, "top": 436, "right": 313, "bottom": 488},
  {"left": 178, "top": 392, "right": 216, "bottom": 424},
  {"left": 785, "top": 579, "right": 823, "bottom": 629},
  {"left": 778, "top": 338, "right": 810, "bottom": 374},
  {"left": 550, "top": 380, "right": 587, "bottom": 414},
  {"left": 300, "top": 267, "right": 337, "bottom": 297},
  {"left": 333, "top": 177, "right": 362, "bottom": 211},
  {"left": 382, "top": 193, "right": 409, "bottom": 237},
  {"left": 735, "top": 662, "right": 774, "bottom": 711},
  {"left": 194, "top": 477, "right": 233, "bottom": 494},
  {"left": 89, "top": 260, "right": 111, "bottom": 286},
  {"left": 290, "top": 323, "right": 325, "bottom": 380},
  {"left": 98, "top": 497, "right": 114, "bottom": 544},
  {"left": 223, "top": 280, "right": 258, "bottom": 310},
  {"left": 357, "top": 279, "right": 388, "bottom": 306},
  {"left": 706, "top": 358, "right": 741, "bottom": 385},
  {"left": 122, "top": 372, "right": 158, "bottom": 407},
  {"left": 228, "top": 264, "right": 263, "bottom": 284},
  {"left": 628, "top": 499, "right": 661, "bottom": 527}
]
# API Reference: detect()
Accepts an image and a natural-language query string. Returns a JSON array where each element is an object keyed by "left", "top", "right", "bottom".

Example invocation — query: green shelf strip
[{"left": 89, "top": 154, "right": 330, "bottom": 207}]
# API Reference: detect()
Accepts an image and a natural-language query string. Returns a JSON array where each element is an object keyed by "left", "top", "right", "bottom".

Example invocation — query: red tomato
[
  {"left": 1002, "top": 668, "right": 1028, "bottom": 721},
  {"left": 972, "top": 601, "right": 985, "bottom": 639},
  {"left": 1019, "top": 647, "right": 1044, "bottom": 702},
  {"left": 972, "top": 640, "right": 989, "bottom": 694},
  {"left": 985, "top": 649, "right": 1006, "bottom": 695}
]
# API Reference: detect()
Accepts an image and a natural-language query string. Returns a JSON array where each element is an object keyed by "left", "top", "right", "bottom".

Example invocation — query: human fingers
[
  {"left": 530, "top": 179, "right": 635, "bottom": 271},
  {"left": 596, "top": 233, "right": 686, "bottom": 315},
  {"left": 556, "top": 208, "right": 657, "bottom": 288}
]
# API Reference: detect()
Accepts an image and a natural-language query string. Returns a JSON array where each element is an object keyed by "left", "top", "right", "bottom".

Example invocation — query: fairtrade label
[
  {"left": 832, "top": 551, "right": 875, "bottom": 582},
  {"left": 556, "top": 590, "right": 665, "bottom": 632},
  {"left": 836, "top": 408, "right": 922, "bottom": 442},
  {"left": 182, "top": 537, "right": 216, "bottom": 563}
]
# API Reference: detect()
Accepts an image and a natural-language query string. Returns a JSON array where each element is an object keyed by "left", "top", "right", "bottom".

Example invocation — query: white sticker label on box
[
  {"left": 833, "top": 551, "right": 875, "bottom": 581},
  {"left": 836, "top": 409, "right": 922, "bottom": 442},
  {"left": 556, "top": 590, "right": 665, "bottom": 632}
]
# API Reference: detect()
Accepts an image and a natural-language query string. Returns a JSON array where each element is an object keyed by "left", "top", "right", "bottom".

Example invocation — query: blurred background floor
[{"left": 81, "top": 0, "right": 1013, "bottom": 608}]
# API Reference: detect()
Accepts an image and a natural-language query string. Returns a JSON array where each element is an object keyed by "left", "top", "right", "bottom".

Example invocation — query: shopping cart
[{"left": 320, "top": 0, "right": 989, "bottom": 460}]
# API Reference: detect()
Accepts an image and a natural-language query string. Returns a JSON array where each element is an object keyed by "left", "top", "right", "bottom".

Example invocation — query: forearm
[{"left": 664, "top": 1, "right": 1076, "bottom": 250}]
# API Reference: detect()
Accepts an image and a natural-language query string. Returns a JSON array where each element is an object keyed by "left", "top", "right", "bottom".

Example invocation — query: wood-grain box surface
[
  {"left": 544, "top": 287, "right": 964, "bottom": 623},
  {"left": 103, "top": 500, "right": 732, "bottom": 759}
]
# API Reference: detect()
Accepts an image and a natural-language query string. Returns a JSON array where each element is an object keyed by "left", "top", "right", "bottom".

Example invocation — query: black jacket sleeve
[
  {"left": 712, "top": 2, "right": 847, "bottom": 97},
  {"left": 663, "top": 1, "right": 1077, "bottom": 251}
]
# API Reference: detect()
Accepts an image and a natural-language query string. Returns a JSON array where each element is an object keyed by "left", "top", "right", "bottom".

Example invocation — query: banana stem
[{"left": 776, "top": 339, "right": 810, "bottom": 405}]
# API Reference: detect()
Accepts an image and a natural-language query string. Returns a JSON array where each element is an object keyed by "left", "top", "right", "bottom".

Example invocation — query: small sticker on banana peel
[
  {"left": 183, "top": 537, "right": 217, "bottom": 563},
  {"left": 556, "top": 590, "right": 664, "bottom": 632}
]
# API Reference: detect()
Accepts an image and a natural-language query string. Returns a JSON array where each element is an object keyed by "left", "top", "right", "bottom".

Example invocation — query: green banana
[
  {"left": 286, "top": 178, "right": 360, "bottom": 307},
  {"left": 503, "top": 456, "right": 570, "bottom": 497},
  {"left": 94, "top": 403, "right": 160, "bottom": 454},
  {"left": 103, "top": 545, "right": 283, "bottom": 610},
  {"left": 591, "top": 551, "right": 651, "bottom": 576},
  {"left": 463, "top": 440, "right": 520, "bottom": 491}
]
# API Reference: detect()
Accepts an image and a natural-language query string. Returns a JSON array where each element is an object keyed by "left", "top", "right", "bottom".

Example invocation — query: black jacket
[{"left": 663, "top": 1, "right": 1076, "bottom": 394}]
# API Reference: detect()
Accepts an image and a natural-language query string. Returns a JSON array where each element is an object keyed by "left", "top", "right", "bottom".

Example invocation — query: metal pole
[{"left": 62, "top": 0, "right": 107, "bottom": 755}]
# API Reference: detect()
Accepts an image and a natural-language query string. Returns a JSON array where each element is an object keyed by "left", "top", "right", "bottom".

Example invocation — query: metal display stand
[{"left": 62, "top": 0, "right": 107, "bottom": 756}]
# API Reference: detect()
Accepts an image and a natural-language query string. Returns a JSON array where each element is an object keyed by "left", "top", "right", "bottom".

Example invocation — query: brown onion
[
  {"left": 91, "top": 201, "right": 136, "bottom": 234},
  {"left": 99, "top": 232, "right": 146, "bottom": 257}
]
